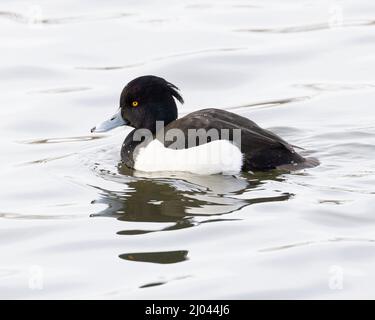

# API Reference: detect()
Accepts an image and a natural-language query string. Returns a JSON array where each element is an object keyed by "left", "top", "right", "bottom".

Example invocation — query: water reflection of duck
[
  {"left": 90, "top": 166, "right": 291, "bottom": 264},
  {"left": 91, "top": 75, "right": 318, "bottom": 175},
  {"left": 91, "top": 166, "right": 291, "bottom": 233}
]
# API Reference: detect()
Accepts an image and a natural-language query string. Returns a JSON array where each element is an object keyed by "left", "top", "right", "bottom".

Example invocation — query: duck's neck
[{"left": 142, "top": 100, "right": 178, "bottom": 134}]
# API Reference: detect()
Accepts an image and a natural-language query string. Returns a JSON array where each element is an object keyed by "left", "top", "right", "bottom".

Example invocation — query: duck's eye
[{"left": 132, "top": 101, "right": 139, "bottom": 107}]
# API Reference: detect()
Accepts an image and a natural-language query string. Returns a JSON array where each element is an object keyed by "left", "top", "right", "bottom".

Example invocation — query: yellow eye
[{"left": 132, "top": 101, "right": 139, "bottom": 107}]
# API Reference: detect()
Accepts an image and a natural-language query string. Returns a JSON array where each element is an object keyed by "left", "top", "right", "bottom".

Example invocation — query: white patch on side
[{"left": 134, "top": 139, "right": 243, "bottom": 175}]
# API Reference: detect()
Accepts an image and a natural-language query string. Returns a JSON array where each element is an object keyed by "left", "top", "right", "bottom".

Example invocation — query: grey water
[{"left": 0, "top": 0, "right": 375, "bottom": 299}]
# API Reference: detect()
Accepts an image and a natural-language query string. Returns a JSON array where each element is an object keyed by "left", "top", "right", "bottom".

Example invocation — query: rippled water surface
[{"left": 1, "top": 0, "right": 375, "bottom": 299}]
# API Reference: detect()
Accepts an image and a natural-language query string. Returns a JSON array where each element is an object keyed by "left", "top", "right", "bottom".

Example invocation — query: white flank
[{"left": 134, "top": 139, "right": 243, "bottom": 175}]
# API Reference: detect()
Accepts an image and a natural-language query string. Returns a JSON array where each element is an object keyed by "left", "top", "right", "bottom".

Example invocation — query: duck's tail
[{"left": 276, "top": 156, "right": 320, "bottom": 171}]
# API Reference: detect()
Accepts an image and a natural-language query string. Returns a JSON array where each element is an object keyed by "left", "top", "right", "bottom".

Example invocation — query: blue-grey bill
[{"left": 91, "top": 109, "right": 127, "bottom": 133}]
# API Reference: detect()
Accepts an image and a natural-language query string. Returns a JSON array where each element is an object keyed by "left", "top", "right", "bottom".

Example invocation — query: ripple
[
  {"left": 0, "top": 211, "right": 79, "bottom": 220},
  {"left": 293, "top": 180, "right": 375, "bottom": 196},
  {"left": 116, "top": 218, "right": 240, "bottom": 236},
  {"left": 0, "top": 11, "right": 29, "bottom": 23},
  {"left": 329, "top": 142, "right": 375, "bottom": 153},
  {"left": 17, "top": 153, "right": 76, "bottom": 166},
  {"left": 0, "top": 10, "right": 132, "bottom": 25},
  {"left": 223, "top": 95, "right": 313, "bottom": 112},
  {"left": 0, "top": 268, "right": 20, "bottom": 279},
  {"left": 319, "top": 199, "right": 350, "bottom": 205},
  {"left": 76, "top": 47, "right": 246, "bottom": 71},
  {"left": 139, "top": 275, "right": 191, "bottom": 289},
  {"left": 18, "top": 135, "right": 106, "bottom": 145},
  {"left": 138, "top": 18, "right": 170, "bottom": 25},
  {"left": 231, "top": 4, "right": 259, "bottom": 9},
  {"left": 77, "top": 63, "right": 143, "bottom": 71},
  {"left": 260, "top": 237, "right": 375, "bottom": 253},
  {"left": 234, "top": 19, "right": 375, "bottom": 34},
  {"left": 295, "top": 83, "right": 375, "bottom": 93},
  {"left": 28, "top": 86, "right": 91, "bottom": 94},
  {"left": 185, "top": 4, "right": 213, "bottom": 9}
]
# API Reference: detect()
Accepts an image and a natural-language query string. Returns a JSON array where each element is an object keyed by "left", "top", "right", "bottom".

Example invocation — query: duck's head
[{"left": 91, "top": 75, "right": 184, "bottom": 133}]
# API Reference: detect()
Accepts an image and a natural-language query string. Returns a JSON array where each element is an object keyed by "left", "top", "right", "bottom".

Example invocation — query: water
[{"left": 1, "top": 0, "right": 375, "bottom": 299}]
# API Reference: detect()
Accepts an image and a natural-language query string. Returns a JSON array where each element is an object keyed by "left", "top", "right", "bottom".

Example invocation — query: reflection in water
[
  {"left": 139, "top": 281, "right": 166, "bottom": 289},
  {"left": 120, "top": 250, "right": 188, "bottom": 264},
  {"left": 90, "top": 163, "right": 291, "bottom": 264}
]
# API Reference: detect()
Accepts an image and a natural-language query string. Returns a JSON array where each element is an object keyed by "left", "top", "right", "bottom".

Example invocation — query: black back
[{"left": 161, "top": 108, "right": 305, "bottom": 171}]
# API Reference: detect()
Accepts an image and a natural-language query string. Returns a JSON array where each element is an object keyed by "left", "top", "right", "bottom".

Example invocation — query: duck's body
[
  {"left": 92, "top": 76, "right": 315, "bottom": 175},
  {"left": 164, "top": 108, "right": 305, "bottom": 171}
]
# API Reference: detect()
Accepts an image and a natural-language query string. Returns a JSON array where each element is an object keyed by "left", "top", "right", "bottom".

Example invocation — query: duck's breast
[{"left": 133, "top": 139, "right": 243, "bottom": 175}]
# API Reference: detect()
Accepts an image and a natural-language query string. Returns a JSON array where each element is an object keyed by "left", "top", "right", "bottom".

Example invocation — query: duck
[{"left": 91, "top": 75, "right": 316, "bottom": 175}]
